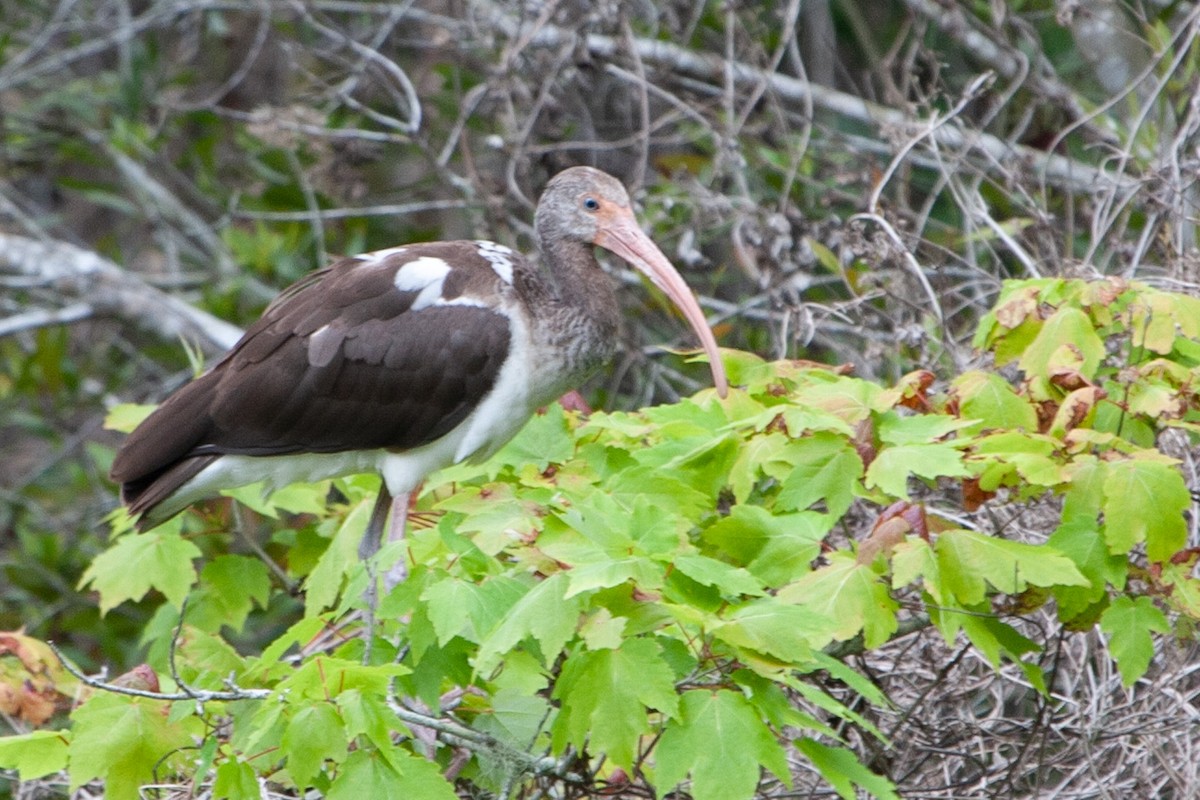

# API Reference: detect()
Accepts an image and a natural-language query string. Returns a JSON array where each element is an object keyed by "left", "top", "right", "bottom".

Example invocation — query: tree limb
[{"left": 0, "top": 233, "right": 243, "bottom": 353}]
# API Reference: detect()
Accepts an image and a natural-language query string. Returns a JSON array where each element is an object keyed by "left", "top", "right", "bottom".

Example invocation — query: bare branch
[{"left": 0, "top": 233, "right": 243, "bottom": 353}]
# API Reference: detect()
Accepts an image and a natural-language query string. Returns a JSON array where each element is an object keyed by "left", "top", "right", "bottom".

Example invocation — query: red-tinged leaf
[
  {"left": 1159, "top": 562, "right": 1200, "bottom": 619},
  {"left": 1048, "top": 386, "right": 1104, "bottom": 437},
  {"left": 1018, "top": 307, "right": 1104, "bottom": 393}
]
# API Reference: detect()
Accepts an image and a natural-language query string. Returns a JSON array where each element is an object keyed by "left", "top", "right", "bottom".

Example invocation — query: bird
[{"left": 110, "top": 166, "right": 729, "bottom": 586}]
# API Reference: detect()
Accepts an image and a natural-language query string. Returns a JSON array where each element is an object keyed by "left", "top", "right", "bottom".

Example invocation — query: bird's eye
[{"left": 583, "top": 197, "right": 600, "bottom": 212}]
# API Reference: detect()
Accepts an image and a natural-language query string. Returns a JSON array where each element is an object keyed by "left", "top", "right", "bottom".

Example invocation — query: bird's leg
[
  {"left": 358, "top": 484, "right": 394, "bottom": 563},
  {"left": 382, "top": 491, "right": 411, "bottom": 590},
  {"left": 359, "top": 484, "right": 394, "bottom": 657}
]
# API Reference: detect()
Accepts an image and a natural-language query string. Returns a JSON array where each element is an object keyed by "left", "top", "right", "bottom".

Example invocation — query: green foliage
[{"left": 4, "top": 278, "right": 1198, "bottom": 798}]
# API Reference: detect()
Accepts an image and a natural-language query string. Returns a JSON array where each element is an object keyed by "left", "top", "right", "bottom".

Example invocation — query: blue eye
[{"left": 583, "top": 197, "right": 600, "bottom": 211}]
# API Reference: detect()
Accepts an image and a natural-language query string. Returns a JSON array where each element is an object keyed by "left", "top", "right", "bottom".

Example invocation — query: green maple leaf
[
  {"left": 935, "top": 530, "right": 1088, "bottom": 605},
  {"left": 891, "top": 537, "right": 946, "bottom": 602},
  {"left": 796, "top": 738, "right": 899, "bottom": 800},
  {"left": 551, "top": 637, "right": 678, "bottom": 771},
  {"left": 702, "top": 505, "right": 830, "bottom": 588},
  {"left": 713, "top": 596, "right": 826, "bottom": 664},
  {"left": 421, "top": 574, "right": 526, "bottom": 646},
  {"left": 1018, "top": 306, "right": 1105, "bottom": 384},
  {"left": 795, "top": 377, "right": 885, "bottom": 423},
  {"left": 305, "top": 499, "right": 374, "bottom": 615},
  {"left": 490, "top": 402, "right": 575, "bottom": 470},
  {"left": 68, "top": 694, "right": 194, "bottom": 800},
  {"left": 778, "top": 553, "right": 898, "bottom": 647},
  {"left": 103, "top": 403, "right": 157, "bottom": 433},
  {"left": 282, "top": 702, "right": 349, "bottom": 788},
  {"left": 475, "top": 572, "right": 585, "bottom": 673},
  {"left": 865, "top": 441, "right": 971, "bottom": 499},
  {"left": 1100, "top": 596, "right": 1170, "bottom": 685},
  {"left": 326, "top": 748, "right": 457, "bottom": 800},
  {"left": 0, "top": 730, "right": 68, "bottom": 780},
  {"left": 775, "top": 433, "right": 863, "bottom": 517},
  {"left": 729, "top": 432, "right": 791, "bottom": 503},
  {"left": 80, "top": 530, "right": 201, "bottom": 613},
  {"left": 190, "top": 555, "right": 271, "bottom": 633},
  {"left": 953, "top": 371, "right": 1039, "bottom": 432},
  {"left": 1102, "top": 458, "right": 1189, "bottom": 561},
  {"left": 1047, "top": 518, "right": 1127, "bottom": 621},
  {"left": 338, "top": 689, "right": 405, "bottom": 750},
  {"left": 654, "top": 689, "right": 790, "bottom": 800},
  {"left": 672, "top": 553, "right": 764, "bottom": 597},
  {"left": 213, "top": 759, "right": 259, "bottom": 800}
]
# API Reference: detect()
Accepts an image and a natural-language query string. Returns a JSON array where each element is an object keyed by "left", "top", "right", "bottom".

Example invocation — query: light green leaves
[
  {"left": 0, "top": 730, "right": 69, "bottom": 780},
  {"left": 1018, "top": 306, "right": 1105, "bottom": 394},
  {"left": 654, "top": 690, "right": 790, "bottom": 800},
  {"left": 797, "top": 738, "right": 900, "bottom": 800},
  {"left": 326, "top": 749, "right": 457, "bottom": 800},
  {"left": 934, "top": 530, "right": 1087, "bottom": 605},
  {"left": 1101, "top": 458, "right": 1189, "bottom": 561},
  {"left": 282, "top": 703, "right": 348, "bottom": 788},
  {"left": 776, "top": 432, "right": 863, "bottom": 517},
  {"left": 475, "top": 573, "right": 585, "bottom": 673},
  {"left": 1101, "top": 596, "right": 1170, "bottom": 685},
  {"left": 953, "top": 371, "right": 1039, "bottom": 432},
  {"left": 779, "top": 553, "right": 897, "bottom": 648},
  {"left": 79, "top": 529, "right": 201, "bottom": 613},
  {"left": 69, "top": 695, "right": 195, "bottom": 800},
  {"left": 552, "top": 638, "right": 679, "bottom": 771}
]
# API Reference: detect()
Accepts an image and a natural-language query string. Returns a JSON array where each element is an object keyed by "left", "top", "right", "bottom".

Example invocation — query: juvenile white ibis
[{"left": 111, "top": 167, "right": 728, "bottom": 584}]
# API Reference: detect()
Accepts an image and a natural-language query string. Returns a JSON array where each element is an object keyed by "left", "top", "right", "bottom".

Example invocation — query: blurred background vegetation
[{"left": 3, "top": 0, "right": 1200, "bottom": 796}]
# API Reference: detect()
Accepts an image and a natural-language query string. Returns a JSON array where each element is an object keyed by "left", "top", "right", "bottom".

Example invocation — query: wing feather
[{"left": 113, "top": 242, "right": 519, "bottom": 493}]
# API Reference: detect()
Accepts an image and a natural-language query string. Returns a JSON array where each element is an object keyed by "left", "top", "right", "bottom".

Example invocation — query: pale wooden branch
[{"left": 0, "top": 233, "right": 243, "bottom": 353}]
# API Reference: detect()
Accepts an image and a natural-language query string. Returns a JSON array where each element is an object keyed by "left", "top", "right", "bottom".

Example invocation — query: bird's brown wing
[{"left": 111, "top": 243, "right": 516, "bottom": 488}]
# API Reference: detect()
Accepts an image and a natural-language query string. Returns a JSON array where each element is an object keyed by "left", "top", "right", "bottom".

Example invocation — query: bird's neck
[{"left": 524, "top": 236, "right": 620, "bottom": 377}]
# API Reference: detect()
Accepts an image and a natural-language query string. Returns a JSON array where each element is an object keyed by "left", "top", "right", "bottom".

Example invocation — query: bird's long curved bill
[{"left": 596, "top": 213, "right": 729, "bottom": 398}]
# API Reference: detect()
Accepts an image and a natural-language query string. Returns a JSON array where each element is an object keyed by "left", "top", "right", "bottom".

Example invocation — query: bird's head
[{"left": 536, "top": 166, "right": 729, "bottom": 398}]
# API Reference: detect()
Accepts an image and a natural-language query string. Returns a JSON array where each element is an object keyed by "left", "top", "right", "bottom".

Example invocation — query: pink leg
[{"left": 382, "top": 491, "right": 410, "bottom": 590}]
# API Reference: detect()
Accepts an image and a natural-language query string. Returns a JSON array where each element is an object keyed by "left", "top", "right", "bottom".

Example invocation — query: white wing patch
[
  {"left": 476, "top": 240, "right": 515, "bottom": 284},
  {"left": 358, "top": 245, "right": 409, "bottom": 265},
  {"left": 393, "top": 256, "right": 452, "bottom": 310}
]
